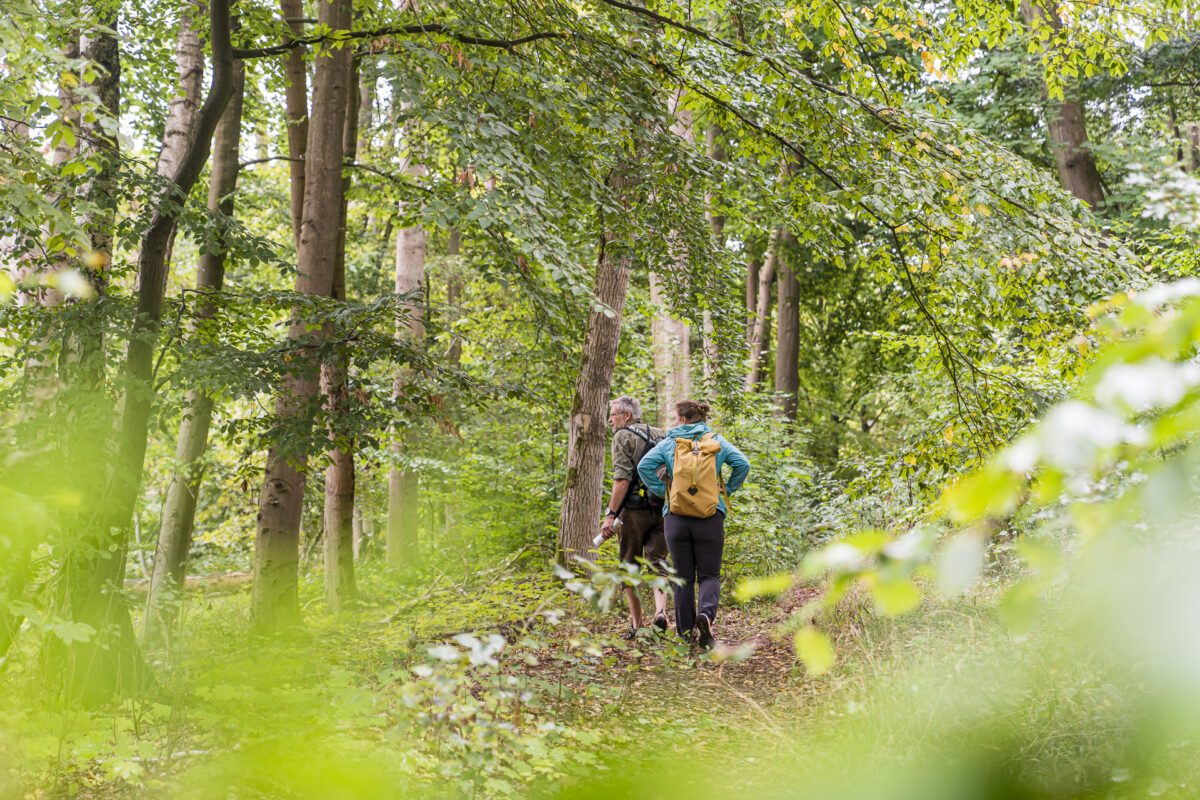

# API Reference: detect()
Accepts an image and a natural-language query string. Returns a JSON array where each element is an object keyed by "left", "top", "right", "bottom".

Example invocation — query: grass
[{"left": 2, "top": 549, "right": 1196, "bottom": 799}]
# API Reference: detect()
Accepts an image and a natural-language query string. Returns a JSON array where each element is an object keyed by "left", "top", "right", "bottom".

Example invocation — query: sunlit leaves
[{"left": 793, "top": 626, "right": 835, "bottom": 675}]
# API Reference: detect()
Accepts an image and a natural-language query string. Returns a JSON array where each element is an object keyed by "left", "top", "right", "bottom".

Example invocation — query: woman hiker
[{"left": 637, "top": 400, "right": 750, "bottom": 650}]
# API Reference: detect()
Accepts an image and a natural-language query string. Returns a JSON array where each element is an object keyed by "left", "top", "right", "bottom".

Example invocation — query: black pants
[{"left": 663, "top": 512, "right": 725, "bottom": 635}]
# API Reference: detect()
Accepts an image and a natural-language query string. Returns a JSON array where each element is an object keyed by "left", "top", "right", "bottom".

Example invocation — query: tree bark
[
  {"left": 774, "top": 244, "right": 800, "bottom": 420},
  {"left": 446, "top": 227, "right": 463, "bottom": 365},
  {"left": 650, "top": 272, "right": 690, "bottom": 427},
  {"left": 252, "top": 0, "right": 352, "bottom": 632},
  {"left": 1020, "top": 0, "right": 1105, "bottom": 208},
  {"left": 356, "top": 62, "right": 374, "bottom": 159},
  {"left": 155, "top": 8, "right": 204, "bottom": 184},
  {"left": 745, "top": 227, "right": 782, "bottom": 390},
  {"left": 386, "top": 141, "right": 427, "bottom": 571},
  {"left": 352, "top": 505, "right": 372, "bottom": 560},
  {"left": 280, "top": 0, "right": 309, "bottom": 243},
  {"left": 701, "top": 122, "right": 725, "bottom": 392},
  {"left": 1191, "top": 123, "right": 1200, "bottom": 174},
  {"left": 322, "top": 55, "right": 360, "bottom": 614},
  {"left": 745, "top": 256, "right": 760, "bottom": 340},
  {"left": 558, "top": 170, "right": 633, "bottom": 562},
  {"left": 70, "top": 0, "right": 234, "bottom": 702},
  {"left": 144, "top": 56, "right": 245, "bottom": 648},
  {"left": 650, "top": 93, "right": 694, "bottom": 420}
]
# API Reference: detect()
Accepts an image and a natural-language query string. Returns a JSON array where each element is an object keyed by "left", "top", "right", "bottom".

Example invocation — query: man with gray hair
[{"left": 598, "top": 396, "right": 670, "bottom": 637}]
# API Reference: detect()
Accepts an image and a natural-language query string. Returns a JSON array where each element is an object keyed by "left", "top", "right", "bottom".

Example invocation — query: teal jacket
[{"left": 636, "top": 422, "right": 750, "bottom": 516}]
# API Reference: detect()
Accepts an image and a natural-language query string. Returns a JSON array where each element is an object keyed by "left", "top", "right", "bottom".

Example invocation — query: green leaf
[
  {"left": 734, "top": 573, "right": 793, "bottom": 603},
  {"left": 793, "top": 627, "right": 834, "bottom": 675},
  {"left": 998, "top": 581, "right": 1041, "bottom": 636},
  {"left": 871, "top": 577, "right": 921, "bottom": 616},
  {"left": 48, "top": 621, "right": 95, "bottom": 644}
]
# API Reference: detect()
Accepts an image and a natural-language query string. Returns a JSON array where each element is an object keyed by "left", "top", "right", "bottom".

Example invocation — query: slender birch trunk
[
  {"left": 650, "top": 93, "right": 693, "bottom": 422},
  {"left": 650, "top": 272, "right": 690, "bottom": 426},
  {"left": 700, "top": 123, "right": 725, "bottom": 391},
  {"left": 386, "top": 141, "right": 427, "bottom": 571},
  {"left": 144, "top": 58, "right": 245, "bottom": 647},
  {"left": 252, "top": 0, "right": 352, "bottom": 631}
]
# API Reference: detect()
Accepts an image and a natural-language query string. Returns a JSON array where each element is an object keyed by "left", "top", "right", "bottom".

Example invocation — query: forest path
[
  {"left": 591, "top": 584, "right": 820, "bottom": 704},
  {"left": 511, "top": 583, "right": 824, "bottom": 788}
]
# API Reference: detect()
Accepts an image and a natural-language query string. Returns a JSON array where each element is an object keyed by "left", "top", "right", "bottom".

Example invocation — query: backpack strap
[
  {"left": 698, "top": 432, "right": 727, "bottom": 497},
  {"left": 613, "top": 424, "right": 662, "bottom": 517}
]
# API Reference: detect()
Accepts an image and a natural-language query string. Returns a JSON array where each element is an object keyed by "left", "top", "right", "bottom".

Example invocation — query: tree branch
[{"left": 232, "top": 23, "right": 562, "bottom": 59}]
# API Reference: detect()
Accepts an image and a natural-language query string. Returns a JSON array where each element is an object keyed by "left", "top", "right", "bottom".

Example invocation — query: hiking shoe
[
  {"left": 620, "top": 627, "right": 639, "bottom": 641},
  {"left": 696, "top": 614, "right": 716, "bottom": 651},
  {"left": 652, "top": 614, "right": 669, "bottom": 634}
]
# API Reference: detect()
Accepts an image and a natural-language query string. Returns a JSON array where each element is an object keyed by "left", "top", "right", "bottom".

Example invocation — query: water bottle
[{"left": 593, "top": 516, "right": 622, "bottom": 547}]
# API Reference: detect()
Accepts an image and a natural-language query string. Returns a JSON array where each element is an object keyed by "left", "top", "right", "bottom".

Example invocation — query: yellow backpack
[{"left": 668, "top": 433, "right": 724, "bottom": 518}]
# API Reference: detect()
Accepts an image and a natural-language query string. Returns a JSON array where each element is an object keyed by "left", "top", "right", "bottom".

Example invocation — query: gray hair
[{"left": 610, "top": 396, "right": 642, "bottom": 420}]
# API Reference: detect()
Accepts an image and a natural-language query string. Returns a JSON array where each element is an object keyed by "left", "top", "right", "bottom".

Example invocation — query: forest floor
[{"left": 4, "top": 565, "right": 959, "bottom": 800}]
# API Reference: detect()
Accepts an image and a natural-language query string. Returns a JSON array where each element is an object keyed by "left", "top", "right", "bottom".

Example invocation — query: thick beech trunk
[
  {"left": 322, "top": 57, "right": 360, "bottom": 614},
  {"left": 745, "top": 227, "right": 782, "bottom": 390},
  {"left": 252, "top": 0, "right": 352, "bottom": 631},
  {"left": 386, "top": 150, "right": 427, "bottom": 571},
  {"left": 144, "top": 60, "right": 245, "bottom": 647},
  {"left": 558, "top": 171, "right": 633, "bottom": 562},
  {"left": 774, "top": 244, "right": 800, "bottom": 419},
  {"left": 281, "top": 0, "right": 308, "bottom": 242},
  {"left": 1020, "top": 0, "right": 1104, "bottom": 208}
]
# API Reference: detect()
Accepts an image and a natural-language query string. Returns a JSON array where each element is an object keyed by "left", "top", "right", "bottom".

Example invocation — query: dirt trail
[{"left": 516, "top": 583, "right": 823, "bottom": 734}]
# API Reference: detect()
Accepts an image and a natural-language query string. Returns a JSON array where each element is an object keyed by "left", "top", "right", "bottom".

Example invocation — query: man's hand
[{"left": 599, "top": 516, "right": 616, "bottom": 541}]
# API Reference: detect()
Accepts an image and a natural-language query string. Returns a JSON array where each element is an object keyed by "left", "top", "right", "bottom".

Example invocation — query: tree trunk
[
  {"left": 446, "top": 227, "right": 463, "bottom": 365},
  {"left": 386, "top": 143, "right": 427, "bottom": 571},
  {"left": 1020, "top": 0, "right": 1105, "bottom": 208},
  {"left": 252, "top": 0, "right": 352, "bottom": 632},
  {"left": 155, "top": 8, "right": 204, "bottom": 184},
  {"left": 558, "top": 170, "right": 633, "bottom": 562},
  {"left": 650, "top": 94, "right": 694, "bottom": 418},
  {"left": 650, "top": 272, "right": 690, "bottom": 427},
  {"left": 745, "top": 256, "right": 760, "bottom": 340},
  {"left": 745, "top": 227, "right": 782, "bottom": 390},
  {"left": 774, "top": 244, "right": 800, "bottom": 420},
  {"left": 70, "top": 0, "right": 234, "bottom": 703},
  {"left": 356, "top": 62, "right": 374, "bottom": 159},
  {"left": 322, "top": 55, "right": 360, "bottom": 615},
  {"left": 1190, "top": 124, "right": 1200, "bottom": 173},
  {"left": 280, "top": 0, "right": 309, "bottom": 243},
  {"left": 352, "top": 505, "right": 372, "bottom": 560},
  {"left": 701, "top": 122, "right": 725, "bottom": 392},
  {"left": 144, "top": 57, "right": 245, "bottom": 648}
]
